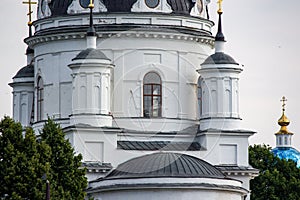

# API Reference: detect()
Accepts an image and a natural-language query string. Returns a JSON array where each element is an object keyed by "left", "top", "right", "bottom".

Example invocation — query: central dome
[
  {"left": 105, "top": 152, "right": 225, "bottom": 179},
  {"left": 103, "top": 0, "right": 195, "bottom": 14},
  {"left": 47, "top": 0, "right": 196, "bottom": 16}
]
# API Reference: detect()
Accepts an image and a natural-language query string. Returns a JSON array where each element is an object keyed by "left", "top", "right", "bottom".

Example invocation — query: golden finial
[
  {"left": 217, "top": 0, "right": 223, "bottom": 14},
  {"left": 276, "top": 96, "right": 292, "bottom": 135},
  {"left": 23, "top": 0, "right": 37, "bottom": 27},
  {"left": 88, "top": 0, "right": 94, "bottom": 9}
]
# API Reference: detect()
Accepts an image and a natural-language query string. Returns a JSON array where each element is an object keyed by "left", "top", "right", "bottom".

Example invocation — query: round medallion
[
  {"left": 145, "top": 0, "right": 160, "bottom": 8},
  {"left": 80, "top": 0, "right": 93, "bottom": 9}
]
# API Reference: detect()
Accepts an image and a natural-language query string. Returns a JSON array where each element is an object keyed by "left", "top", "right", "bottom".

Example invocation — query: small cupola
[{"left": 275, "top": 96, "right": 293, "bottom": 147}]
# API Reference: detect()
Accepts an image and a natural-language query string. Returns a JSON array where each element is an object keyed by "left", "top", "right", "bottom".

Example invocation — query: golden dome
[
  {"left": 278, "top": 112, "right": 290, "bottom": 126},
  {"left": 276, "top": 96, "right": 293, "bottom": 135}
]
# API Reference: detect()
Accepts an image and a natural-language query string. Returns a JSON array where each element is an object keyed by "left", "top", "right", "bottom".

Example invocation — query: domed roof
[
  {"left": 13, "top": 65, "right": 34, "bottom": 79},
  {"left": 105, "top": 152, "right": 225, "bottom": 180},
  {"left": 202, "top": 52, "right": 239, "bottom": 65},
  {"left": 47, "top": 0, "right": 195, "bottom": 16},
  {"left": 72, "top": 48, "right": 110, "bottom": 61},
  {"left": 272, "top": 147, "right": 300, "bottom": 167},
  {"left": 26, "top": 47, "right": 34, "bottom": 55},
  {"left": 275, "top": 97, "right": 293, "bottom": 135}
]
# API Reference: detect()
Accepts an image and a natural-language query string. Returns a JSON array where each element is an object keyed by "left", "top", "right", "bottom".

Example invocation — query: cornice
[{"left": 25, "top": 30, "right": 214, "bottom": 48}]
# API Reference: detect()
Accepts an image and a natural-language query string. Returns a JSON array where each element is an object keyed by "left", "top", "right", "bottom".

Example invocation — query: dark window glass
[
  {"left": 197, "top": 77, "right": 202, "bottom": 117},
  {"left": 143, "top": 72, "right": 162, "bottom": 118},
  {"left": 80, "top": 0, "right": 93, "bottom": 8},
  {"left": 37, "top": 77, "right": 44, "bottom": 121},
  {"left": 145, "top": 0, "right": 160, "bottom": 8}
]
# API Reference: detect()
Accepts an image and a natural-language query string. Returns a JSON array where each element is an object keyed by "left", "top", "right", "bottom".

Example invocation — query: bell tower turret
[
  {"left": 68, "top": 0, "right": 114, "bottom": 127},
  {"left": 9, "top": 1, "right": 36, "bottom": 127},
  {"left": 196, "top": 4, "right": 258, "bottom": 199},
  {"left": 197, "top": 4, "right": 242, "bottom": 131}
]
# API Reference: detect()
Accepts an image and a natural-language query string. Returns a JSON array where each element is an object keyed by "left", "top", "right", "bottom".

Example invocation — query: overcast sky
[{"left": 1, "top": 0, "right": 300, "bottom": 149}]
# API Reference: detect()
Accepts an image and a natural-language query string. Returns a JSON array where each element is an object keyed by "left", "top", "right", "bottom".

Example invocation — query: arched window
[
  {"left": 37, "top": 77, "right": 44, "bottom": 121},
  {"left": 197, "top": 77, "right": 202, "bottom": 118},
  {"left": 143, "top": 72, "right": 162, "bottom": 118}
]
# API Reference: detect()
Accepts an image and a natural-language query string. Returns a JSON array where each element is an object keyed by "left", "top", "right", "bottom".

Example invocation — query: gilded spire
[
  {"left": 217, "top": 0, "right": 223, "bottom": 14},
  {"left": 23, "top": 0, "right": 37, "bottom": 36},
  {"left": 215, "top": 0, "right": 225, "bottom": 42},
  {"left": 276, "top": 96, "right": 293, "bottom": 135},
  {"left": 88, "top": 0, "right": 94, "bottom": 9},
  {"left": 87, "top": 0, "right": 96, "bottom": 37},
  {"left": 86, "top": 0, "right": 97, "bottom": 49}
]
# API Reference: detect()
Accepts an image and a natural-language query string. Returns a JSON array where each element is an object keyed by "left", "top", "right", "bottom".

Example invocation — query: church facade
[{"left": 10, "top": 0, "right": 258, "bottom": 199}]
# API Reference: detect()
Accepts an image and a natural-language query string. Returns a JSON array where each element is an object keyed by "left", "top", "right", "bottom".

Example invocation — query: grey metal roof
[
  {"left": 117, "top": 141, "right": 201, "bottom": 151},
  {"left": 202, "top": 52, "right": 239, "bottom": 65},
  {"left": 105, "top": 152, "right": 225, "bottom": 179},
  {"left": 82, "top": 162, "right": 113, "bottom": 174},
  {"left": 26, "top": 47, "right": 34, "bottom": 55},
  {"left": 72, "top": 48, "right": 110, "bottom": 61},
  {"left": 103, "top": 0, "right": 194, "bottom": 14},
  {"left": 216, "top": 165, "right": 259, "bottom": 172},
  {"left": 13, "top": 65, "right": 34, "bottom": 79},
  {"left": 82, "top": 162, "right": 112, "bottom": 169},
  {"left": 198, "top": 128, "right": 256, "bottom": 135},
  {"left": 44, "top": 0, "right": 196, "bottom": 16}
]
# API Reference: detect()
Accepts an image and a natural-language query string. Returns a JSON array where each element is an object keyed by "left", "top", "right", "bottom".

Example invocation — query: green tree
[
  {"left": 249, "top": 144, "right": 300, "bottom": 200},
  {"left": 0, "top": 117, "right": 87, "bottom": 199},
  {"left": 0, "top": 116, "right": 50, "bottom": 199},
  {"left": 40, "top": 118, "right": 87, "bottom": 199}
]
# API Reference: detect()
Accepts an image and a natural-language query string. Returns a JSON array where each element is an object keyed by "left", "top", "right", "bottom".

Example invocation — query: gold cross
[
  {"left": 281, "top": 96, "right": 287, "bottom": 111},
  {"left": 217, "top": 0, "right": 223, "bottom": 14},
  {"left": 23, "top": 0, "right": 37, "bottom": 26}
]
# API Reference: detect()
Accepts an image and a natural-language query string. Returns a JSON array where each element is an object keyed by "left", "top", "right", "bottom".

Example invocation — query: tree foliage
[
  {"left": 249, "top": 144, "right": 300, "bottom": 200},
  {"left": 0, "top": 116, "right": 49, "bottom": 199},
  {"left": 40, "top": 118, "right": 87, "bottom": 199},
  {"left": 0, "top": 117, "right": 87, "bottom": 199}
]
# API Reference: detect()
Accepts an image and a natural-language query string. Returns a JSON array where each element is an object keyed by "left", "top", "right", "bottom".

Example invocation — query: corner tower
[
  {"left": 196, "top": 3, "right": 258, "bottom": 199},
  {"left": 9, "top": 2, "right": 36, "bottom": 127},
  {"left": 68, "top": 0, "right": 113, "bottom": 127}
]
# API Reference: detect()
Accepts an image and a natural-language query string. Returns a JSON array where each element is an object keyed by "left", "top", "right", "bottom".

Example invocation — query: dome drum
[
  {"left": 39, "top": 0, "right": 199, "bottom": 17},
  {"left": 32, "top": 12, "right": 213, "bottom": 37}
]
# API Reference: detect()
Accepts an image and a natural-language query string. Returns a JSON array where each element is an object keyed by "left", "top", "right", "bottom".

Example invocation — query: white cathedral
[{"left": 10, "top": 0, "right": 259, "bottom": 199}]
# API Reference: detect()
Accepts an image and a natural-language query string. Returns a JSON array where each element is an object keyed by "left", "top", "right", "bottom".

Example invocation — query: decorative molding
[{"left": 26, "top": 31, "right": 214, "bottom": 47}]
